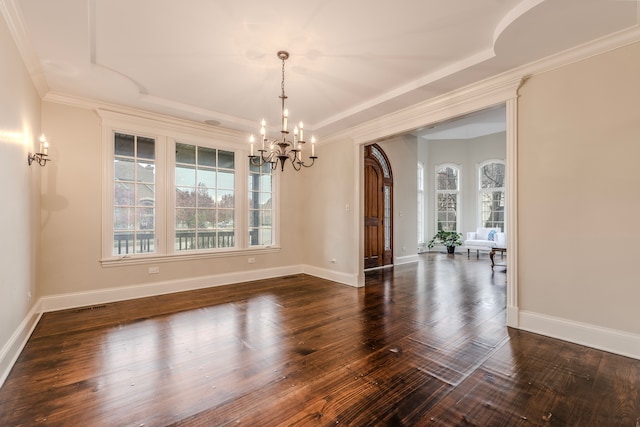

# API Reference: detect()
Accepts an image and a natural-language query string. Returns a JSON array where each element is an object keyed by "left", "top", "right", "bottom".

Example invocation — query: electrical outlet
[
  {"left": 248, "top": 257, "right": 256, "bottom": 264},
  {"left": 148, "top": 266, "right": 160, "bottom": 274}
]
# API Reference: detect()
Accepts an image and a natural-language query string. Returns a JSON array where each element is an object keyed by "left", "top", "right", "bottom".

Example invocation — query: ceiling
[{"left": 4, "top": 0, "right": 638, "bottom": 139}]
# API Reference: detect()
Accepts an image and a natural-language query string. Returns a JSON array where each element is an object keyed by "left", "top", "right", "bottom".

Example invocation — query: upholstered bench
[{"left": 464, "top": 227, "right": 505, "bottom": 257}]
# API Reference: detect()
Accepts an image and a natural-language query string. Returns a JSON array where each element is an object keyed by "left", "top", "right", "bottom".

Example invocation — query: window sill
[{"left": 100, "top": 246, "right": 281, "bottom": 268}]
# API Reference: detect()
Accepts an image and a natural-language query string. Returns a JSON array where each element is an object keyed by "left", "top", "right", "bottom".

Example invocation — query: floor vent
[{"left": 75, "top": 304, "right": 107, "bottom": 312}]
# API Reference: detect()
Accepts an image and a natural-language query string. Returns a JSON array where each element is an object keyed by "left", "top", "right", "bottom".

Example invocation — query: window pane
[
  {"left": 261, "top": 175, "right": 272, "bottom": 192},
  {"left": 176, "top": 208, "right": 196, "bottom": 229},
  {"left": 198, "top": 146, "right": 216, "bottom": 167},
  {"left": 249, "top": 173, "right": 259, "bottom": 191},
  {"left": 198, "top": 231, "right": 216, "bottom": 249},
  {"left": 218, "top": 209, "right": 234, "bottom": 228},
  {"left": 259, "top": 228, "right": 272, "bottom": 246},
  {"left": 175, "top": 231, "right": 196, "bottom": 251},
  {"left": 115, "top": 158, "right": 135, "bottom": 181},
  {"left": 136, "top": 162, "right": 155, "bottom": 183},
  {"left": 114, "top": 207, "right": 134, "bottom": 230},
  {"left": 249, "top": 210, "right": 259, "bottom": 227},
  {"left": 176, "top": 165, "right": 196, "bottom": 186},
  {"left": 114, "top": 183, "right": 134, "bottom": 206},
  {"left": 136, "top": 207, "right": 155, "bottom": 230},
  {"left": 115, "top": 133, "right": 134, "bottom": 157},
  {"left": 437, "top": 167, "right": 458, "bottom": 190},
  {"left": 197, "top": 188, "right": 216, "bottom": 208},
  {"left": 197, "top": 168, "right": 216, "bottom": 188},
  {"left": 218, "top": 171, "right": 235, "bottom": 189},
  {"left": 260, "top": 193, "right": 272, "bottom": 206},
  {"left": 218, "top": 150, "right": 235, "bottom": 169},
  {"left": 176, "top": 143, "right": 196, "bottom": 164},
  {"left": 217, "top": 190, "right": 234, "bottom": 208},
  {"left": 259, "top": 211, "right": 272, "bottom": 227},
  {"left": 137, "top": 184, "right": 155, "bottom": 206},
  {"left": 176, "top": 187, "right": 196, "bottom": 207},
  {"left": 137, "top": 137, "right": 155, "bottom": 160},
  {"left": 480, "top": 163, "right": 505, "bottom": 189},
  {"left": 197, "top": 209, "right": 215, "bottom": 229}
]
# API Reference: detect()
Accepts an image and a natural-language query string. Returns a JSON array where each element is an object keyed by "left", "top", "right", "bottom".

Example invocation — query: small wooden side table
[{"left": 489, "top": 247, "right": 507, "bottom": 270}]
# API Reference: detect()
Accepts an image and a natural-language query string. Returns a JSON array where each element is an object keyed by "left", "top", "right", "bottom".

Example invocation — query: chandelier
[{"left": 249, "top": 51, "right": 317, "bottom": 172}]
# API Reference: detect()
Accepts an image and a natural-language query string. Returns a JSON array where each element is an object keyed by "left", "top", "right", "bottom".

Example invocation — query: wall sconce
[{"left": 28, "top": 135, "right": 51, "bottom": 167}]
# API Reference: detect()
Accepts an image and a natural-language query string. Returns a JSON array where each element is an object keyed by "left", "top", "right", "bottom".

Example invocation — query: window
[
  {"left": 479, "top": 160, "right": 505, "bottom": 231},
  {"left": 417, "top": 162, "right": 424, "bottom": 245},
  {"left": 174, "top": 143, "right": 235, "bottom": 251},
  {"left": 435, "top": 164, "right": 460, "bottom": 232},
  {"left": 113, "top": 132, "right": 157, "bottom": 256},
  {"left": 248, "top": 163, "right": 273, "bottom": 246},
  {"left": 101, "top": 111, "right": 278, "bottom": 263}
]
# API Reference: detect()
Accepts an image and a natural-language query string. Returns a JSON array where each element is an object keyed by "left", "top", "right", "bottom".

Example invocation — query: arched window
[
  {"left": 479, "top": 160, "right": 505, "bottom": 231},
  {"left": 435, "top": 164, "right": 460, "bottom": 232},
  {"left": 417, "top": 162, "right": 424, "bottom": 245}
]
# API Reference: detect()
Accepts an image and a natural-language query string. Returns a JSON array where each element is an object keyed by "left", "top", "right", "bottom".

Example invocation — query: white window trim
[
  {"left": 434, "top": 163, "right": 461, "bottom": 232},
  {"left": 98, "top": 110, "right": 280, "bottom": 267},
  {"left": 417, "top": 161, "right": 425, "bottom": 245},
  {"left": 477, "top": 159, "right": 505, "bottom": 231}
]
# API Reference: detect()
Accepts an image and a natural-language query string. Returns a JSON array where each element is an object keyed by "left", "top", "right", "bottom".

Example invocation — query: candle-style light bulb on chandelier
[{"left": 249, "top": 50, "right": 317, "bottom": 172}]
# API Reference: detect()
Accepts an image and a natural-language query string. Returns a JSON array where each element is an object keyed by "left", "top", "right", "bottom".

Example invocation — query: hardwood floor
[{"left": 1, "top": 253, "right": 639, "bottom": 426}]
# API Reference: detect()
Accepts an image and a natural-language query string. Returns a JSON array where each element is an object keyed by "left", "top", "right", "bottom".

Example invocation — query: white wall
[
  {"left": 518, "top": 41, "right": 640, "bottom": 337},
  {"left": 378, "top": 135, "right": 418, "bottom": 263},
  {"left": 304, "top": 137, "right": 359, "bottom": 285},
  {"left": 0, "top": 14, "right": 42, "bottom": 381}
]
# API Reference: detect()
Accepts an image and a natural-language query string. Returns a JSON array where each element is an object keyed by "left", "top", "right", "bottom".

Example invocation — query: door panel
[{"left": 364, "top": 145, "right": 392, "bottom": 269}]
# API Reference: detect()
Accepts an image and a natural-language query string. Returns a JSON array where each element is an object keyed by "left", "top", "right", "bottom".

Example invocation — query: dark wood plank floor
[{"left": 1, "top": 253, "right": 639, "bottom": 426}]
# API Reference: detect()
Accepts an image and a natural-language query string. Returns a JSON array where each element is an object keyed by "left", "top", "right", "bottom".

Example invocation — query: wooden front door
[{"left": 364, "top": 144, "right": 393, "bottom": 269}]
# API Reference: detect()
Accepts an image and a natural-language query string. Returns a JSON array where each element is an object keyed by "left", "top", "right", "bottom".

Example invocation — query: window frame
[
  {"left": 434, "top": 163, "right": 461, "bottom": 233},
  {"left": 417, "top": 161, "right": 424, "bottom": 245},
  {"left": 99, "top": 110, "right": 280, "bottom": 267},
  {"left": 477, "top": 159, "right": 505, "bottom": 232}
]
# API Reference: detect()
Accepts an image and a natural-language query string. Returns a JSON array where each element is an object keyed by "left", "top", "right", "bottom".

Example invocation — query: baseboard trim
[
  {"left": 0, "top": 302, "right": 42, "bottom": 388},
  {"left": 40, "top": 265, "right": 304, "bottom": 313},
  {"left": 519, "top": 310, "right": 640, "bottom": 360},
  {"left": 303, "top": 265, "right": 361, "bottom": 287},
  {"left": 393, "top": 254, "right": 419, "bottom": 265}
]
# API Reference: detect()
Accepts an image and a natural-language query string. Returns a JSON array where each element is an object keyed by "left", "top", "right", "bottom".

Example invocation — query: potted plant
[{"left": 427, "top": 230, "right": 463, "bottom": 254}]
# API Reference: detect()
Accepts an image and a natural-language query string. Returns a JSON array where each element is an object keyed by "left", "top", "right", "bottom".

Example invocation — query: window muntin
[
  {"left": 175, "top": 143, "right": 235, "bottom": 251},
  {"left": 113, "top": 133, "right": 156, "bottom": 255},
  {"left": 479, "top": 160, "right": 505, "bottom": 231},
  {"left": 248, "top": 162, "right": 273, "bottom": 246},
  {"left": 435, "top": 164, "right": 459, "bottom": 232}
]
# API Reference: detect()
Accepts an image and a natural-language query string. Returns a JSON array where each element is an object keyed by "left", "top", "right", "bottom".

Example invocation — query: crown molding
[
  {"left": 45, "top": 91, "right": 249, "bottom": 144},
  {"left": 329, "top": 24, "right": 640, "bottom": 146}
]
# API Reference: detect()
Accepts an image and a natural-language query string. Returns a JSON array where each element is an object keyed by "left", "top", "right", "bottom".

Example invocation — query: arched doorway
[{"left": 364, "top": 144, "right": 393, "bottom": 269}]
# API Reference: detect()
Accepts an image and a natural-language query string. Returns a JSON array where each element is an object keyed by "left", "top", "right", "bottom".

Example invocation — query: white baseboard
[
  {"left": 519, "top": 310, "right": 640, "bottom": 360},
  {"left": 40, "top": 265, "right": 305, "bottom": 313},
  {"left": 0, "top": 302, "right": 42, "bottom": 388},
  {"left": 302, "top": 265, "right": 361, "bottom": 287},
  {"left": 393, "top": 254, "right": 419, "bottom": 265}
]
